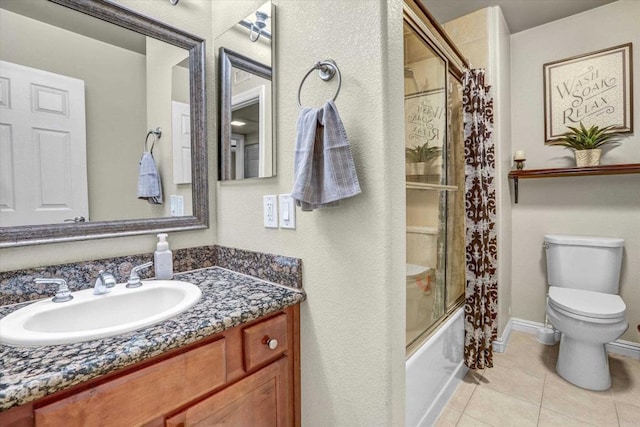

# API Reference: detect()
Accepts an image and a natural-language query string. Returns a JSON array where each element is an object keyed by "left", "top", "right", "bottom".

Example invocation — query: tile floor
[{"left": 435, "top": 331, "right": 640, "bottom": 427}]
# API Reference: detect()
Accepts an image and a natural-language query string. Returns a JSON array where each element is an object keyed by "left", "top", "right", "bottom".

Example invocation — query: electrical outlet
[
  {"left": 279, "top": 194, "right": 296, "bottom": 229},
  {"left": 263, "top": 195, "right": 278, "bottom": 228}
]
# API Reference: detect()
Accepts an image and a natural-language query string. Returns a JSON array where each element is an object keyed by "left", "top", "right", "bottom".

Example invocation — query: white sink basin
[{"left": 0, "top": 280, "right": 202, "bottom": 347}]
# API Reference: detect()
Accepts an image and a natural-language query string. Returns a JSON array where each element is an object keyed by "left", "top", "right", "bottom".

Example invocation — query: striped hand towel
[
  {"left": 137, "top": 151, "right": 163, "bottom": 204},
  {"left": 291, "top": 101, "right": 361, "bottom": 211}
]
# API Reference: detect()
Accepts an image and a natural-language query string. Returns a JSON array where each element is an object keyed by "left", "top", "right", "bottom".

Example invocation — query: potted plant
[
  {"left": 547, "top": 122, "right": 626, "bottom": 167},
  {"left": 405, "top": 142, "right": 441, "bottom": 175}
]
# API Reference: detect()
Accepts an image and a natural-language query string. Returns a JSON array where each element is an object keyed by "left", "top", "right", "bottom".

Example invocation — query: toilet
[
  {"left": 406, "top": 263, "right": 433, "bottom": 332},
  {"left": 544, "top": 234, "right": 628, "bottom": 391}
]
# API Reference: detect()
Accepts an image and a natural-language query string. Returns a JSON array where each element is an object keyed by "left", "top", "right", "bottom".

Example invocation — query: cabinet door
[
  {"left": 34, "top": 339, "right": 226, "bottom": 427},
  {"left": 166, "top": 357, "right": 289, "bottom": 427}
]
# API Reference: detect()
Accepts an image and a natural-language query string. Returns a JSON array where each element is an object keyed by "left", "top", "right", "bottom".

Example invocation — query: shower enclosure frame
[{"left": 404, "top": 0, "right": 469, "bottom": 357}]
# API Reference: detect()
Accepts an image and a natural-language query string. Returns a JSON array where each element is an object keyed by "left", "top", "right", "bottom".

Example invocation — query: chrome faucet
[
  {"left": 127, "top": 262, "right": 153, "bottom": 288},
  {"left": 34, "top": 278, "right": 73, "bottom": 303},
  {"left": 93, "top": 270, "right": 117, "bottom": 295}
]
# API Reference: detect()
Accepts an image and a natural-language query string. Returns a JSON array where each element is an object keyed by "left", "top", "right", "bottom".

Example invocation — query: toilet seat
[
  {"left": 548, "top": 286, "right": 626, "bottom": 322},
  {"left": 406, "top": 263, "right": 430, "bottom": 279},
  {"left": 406, "top": 263, "right": 432, "bottom": 294}
]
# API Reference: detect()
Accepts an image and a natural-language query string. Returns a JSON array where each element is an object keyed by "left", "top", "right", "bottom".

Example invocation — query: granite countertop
[{"left": 0, "top": 267, "right": 306, "bottom": 411}]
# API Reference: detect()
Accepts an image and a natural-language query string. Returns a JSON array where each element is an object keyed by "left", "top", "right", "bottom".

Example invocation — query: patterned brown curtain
[{"left": 462, "top": 69, "right": 497, "bottom": 370}]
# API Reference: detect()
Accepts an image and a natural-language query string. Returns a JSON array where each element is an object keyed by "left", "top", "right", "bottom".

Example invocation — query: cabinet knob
[{"left": 262, "top": 336, "right": 278, "bottom": 350}]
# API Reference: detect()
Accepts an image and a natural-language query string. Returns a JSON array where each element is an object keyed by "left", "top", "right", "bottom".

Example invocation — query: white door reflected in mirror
[
  {"left": 232, "top": 84, "right": 267, "bottom": 179},
  {"left": 0, "top": 61, "right": 89, "bottom": 227}
]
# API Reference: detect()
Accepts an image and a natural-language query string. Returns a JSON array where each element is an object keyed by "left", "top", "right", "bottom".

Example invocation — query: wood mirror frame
[{"left": 0, "top": 0, "right": 208, "bottom": 247}]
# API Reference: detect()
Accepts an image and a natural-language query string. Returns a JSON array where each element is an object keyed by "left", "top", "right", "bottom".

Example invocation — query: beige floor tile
[
  {"left": 480, "top": 363, "right": 544, "bottom": 405},
  {"left": 506, "top": 331, "right": 540, "bottom": 348},
  {"left": 493, "top": 333, "right": 552, "bottom": 378},
  {"left": 546, "top": 343, "right": 559, "bottom": 365},
  {"left": 616, "top": 401, "right": 640, "bottom": 427},
  {"left": 542, "top": 372, "right": 617, "bottom": 426},
  {"left": 610, "top": 354, "right": 640, "bottom": 410},
  {"left": 441, "top": 333, "right": 628, "bottom": 427},
  {"left": 610, "top": 353, "right": 640, "bottom": 377},
  {"left": 464, "top": 386, "right": 539, "bottom": 427},
  {"left": 447, "top": 370, "right": 484, "bottom": 412},
  {"left": 456, "top": 414, "right": 494, "bottom": 426},
  {"left": 434, "top": 406, "right": 462, "bottom": 427},
  {"left": 538, "top": 408, "right": 599, "bottom": 427}
]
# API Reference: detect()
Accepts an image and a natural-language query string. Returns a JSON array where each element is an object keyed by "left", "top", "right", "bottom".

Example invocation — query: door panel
[
  {"left": 172, "top": 100, "right": 191, "bottom": 184},
  {"left": 0, "top": 60, "right": 87, "bottom": 226}
]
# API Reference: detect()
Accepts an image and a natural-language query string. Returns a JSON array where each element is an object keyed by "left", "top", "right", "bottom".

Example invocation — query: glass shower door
[
  {"left": 404, "top": 22, "right": 465, "bottom": 351},
  {"left": 445, "top": 76, "right": 465, "bottom": 311}
]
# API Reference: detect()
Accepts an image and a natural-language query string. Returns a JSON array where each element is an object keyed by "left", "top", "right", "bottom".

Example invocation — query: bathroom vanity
[{"left": 0, "top": 267, "right": 305, "bottom": 426}]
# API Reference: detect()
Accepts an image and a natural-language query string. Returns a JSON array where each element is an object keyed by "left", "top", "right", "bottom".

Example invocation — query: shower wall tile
[{"left": 442, "top": 8, "right": 488, "bottom": 45}]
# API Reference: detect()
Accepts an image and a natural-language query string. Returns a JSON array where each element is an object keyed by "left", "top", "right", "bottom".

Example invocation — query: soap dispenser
[{"left": 154, "top": 233, "right": 173, "bottom": 279}]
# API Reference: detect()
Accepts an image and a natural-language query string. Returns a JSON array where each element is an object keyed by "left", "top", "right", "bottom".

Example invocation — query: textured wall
[
  {"left": 511, "top": 0, "right": 640, "bottom": 343},
  {"left": 215, "top": 1, "right": 406, "bottom": 425},
  {"left": 1, "top": 0, "right": 407, "bottom": 424}
]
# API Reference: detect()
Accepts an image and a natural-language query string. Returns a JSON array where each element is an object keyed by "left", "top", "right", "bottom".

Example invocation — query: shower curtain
[{"left": 462, "top": 69, "right": 497, "bottom": 370}]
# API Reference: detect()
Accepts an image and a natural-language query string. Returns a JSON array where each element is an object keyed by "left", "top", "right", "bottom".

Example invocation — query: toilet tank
[{"left": 544, "top": 234, "right": 624, "bottom": 294}]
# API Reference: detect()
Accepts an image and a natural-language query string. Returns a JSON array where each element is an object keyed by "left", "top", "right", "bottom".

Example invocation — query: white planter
[
  {"left": 575, "top": 149, "right": 602, "bottom": 167},
  {"left": 406, "top": 162, "right": 426, "bottom": 175},
  {"left": 406, "top": 163, "right": 416, "bottom": 175}
]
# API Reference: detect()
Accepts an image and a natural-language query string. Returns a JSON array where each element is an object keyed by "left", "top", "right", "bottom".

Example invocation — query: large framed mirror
[
  {"left": 217, "top": 1, "right": 275, "bottom": 181},
  {"left": 0, "top": 0, "right": 208, "bottom": 247}
]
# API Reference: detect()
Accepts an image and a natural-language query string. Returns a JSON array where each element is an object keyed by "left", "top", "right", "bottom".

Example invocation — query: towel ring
[
  {"left": 145, "top": 127, "right": 162, "bottom": 154},
  {"left": 297, "top": 59, "right": 341, "bottom": 108}
]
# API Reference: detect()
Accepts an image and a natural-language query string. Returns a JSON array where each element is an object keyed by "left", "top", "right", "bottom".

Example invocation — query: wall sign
[
  {"left": 404, "top": 88, "right": 446, "bottom": 148},
  {"left": 543, "top": 43, "right": 633, "bottom": 142}
]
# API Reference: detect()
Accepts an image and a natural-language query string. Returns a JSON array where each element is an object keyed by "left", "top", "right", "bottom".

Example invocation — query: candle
[{"left": 514, "top": 150, "right": 526, "bottom": 160}]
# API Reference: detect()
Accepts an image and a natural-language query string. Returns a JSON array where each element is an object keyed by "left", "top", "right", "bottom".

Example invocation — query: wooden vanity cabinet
[
  {"left": 1, "top": 305, "right": 300, "bottom": 427},
  {"left": 35, "top": 338, "right": 228, "bottom": 426},
  {"left": 165, "top": 357, "right": 289, "bottom": 427}
]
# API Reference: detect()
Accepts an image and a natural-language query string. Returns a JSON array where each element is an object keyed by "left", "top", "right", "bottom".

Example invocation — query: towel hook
[
  {"left": 145, "top": 127, "right": 162, "bottom": 154},
  {"left": 297, "top": 59, "right": 341, "bottom": 108}
]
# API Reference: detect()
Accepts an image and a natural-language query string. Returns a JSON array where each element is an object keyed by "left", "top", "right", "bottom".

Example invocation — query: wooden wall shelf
[{"left": 508, "top": 163, "right": 640, "bottom": 203}]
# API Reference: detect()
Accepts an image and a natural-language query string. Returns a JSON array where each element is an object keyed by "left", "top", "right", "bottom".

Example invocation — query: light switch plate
[
  {"left": 279, "top": 194, "right": 296, "bottom": 229},
  {"left": 263, "top": 195, "right": 278, "bottom": 228},
  {"left": 170, "top": 195, "right": 184, "bottom": 216}
]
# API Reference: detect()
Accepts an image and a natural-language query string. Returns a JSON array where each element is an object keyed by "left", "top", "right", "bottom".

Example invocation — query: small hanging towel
[
  {"left": 291, "top": 100, "right": 361, "bottom": 211},
  {"left": 137, "top": 151, "right": 163, "bottom": 204}
]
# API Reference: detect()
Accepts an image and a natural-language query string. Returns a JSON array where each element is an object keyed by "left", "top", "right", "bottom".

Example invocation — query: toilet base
[{"left": 556, "top": 334, "right": 611, "bottom": 391}]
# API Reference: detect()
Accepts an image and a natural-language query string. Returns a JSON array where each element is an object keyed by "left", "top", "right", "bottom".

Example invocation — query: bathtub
[{"left": 405, "top": 307, "right": 466, "bottom": 427}]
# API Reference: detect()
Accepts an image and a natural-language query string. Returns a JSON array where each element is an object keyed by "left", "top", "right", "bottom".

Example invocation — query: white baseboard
[
  {"left": 511, "top": 318, "right": 546, "bottom": 335},
  {"left": 493, "top": 317, "right": 640, "bottom": 360},
  {"left": 492, "top": 317, "right": 513, "bottom": 353},
  {"left": 606, "top": 340, "right": 640, "bottom": 360},
  {"left": 498, "top": 317, "right": 640, "bottom": 360}
]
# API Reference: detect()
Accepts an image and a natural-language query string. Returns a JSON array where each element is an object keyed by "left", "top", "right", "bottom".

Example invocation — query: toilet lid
[
  {"left": 548, "top": 286, "right": 626, "bottom": 319},
  {"left": 406, "top": 263, "right": 430, "bottom": 279}
]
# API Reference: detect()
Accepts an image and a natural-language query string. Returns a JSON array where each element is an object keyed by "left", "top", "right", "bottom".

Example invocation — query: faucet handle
[
  {"left": 127, "top": 261, "right": 153, "bottom": 288},
  {"left": 35, "top": 278, "right": 73, "bottom": 303},
  {"left": 101, "top": 271, "right": 117, "bottom": 288},
  {"left": 93, "top": 270, "right": 116, "bottom": 295}
]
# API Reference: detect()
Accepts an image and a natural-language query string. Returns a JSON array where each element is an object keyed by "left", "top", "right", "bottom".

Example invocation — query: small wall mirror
[
  {"left": 0, "top": 0, "right": 207, "bottom": 247},
  {"left": 217, "top": 1, "right": 275, "bottom": 181}
]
